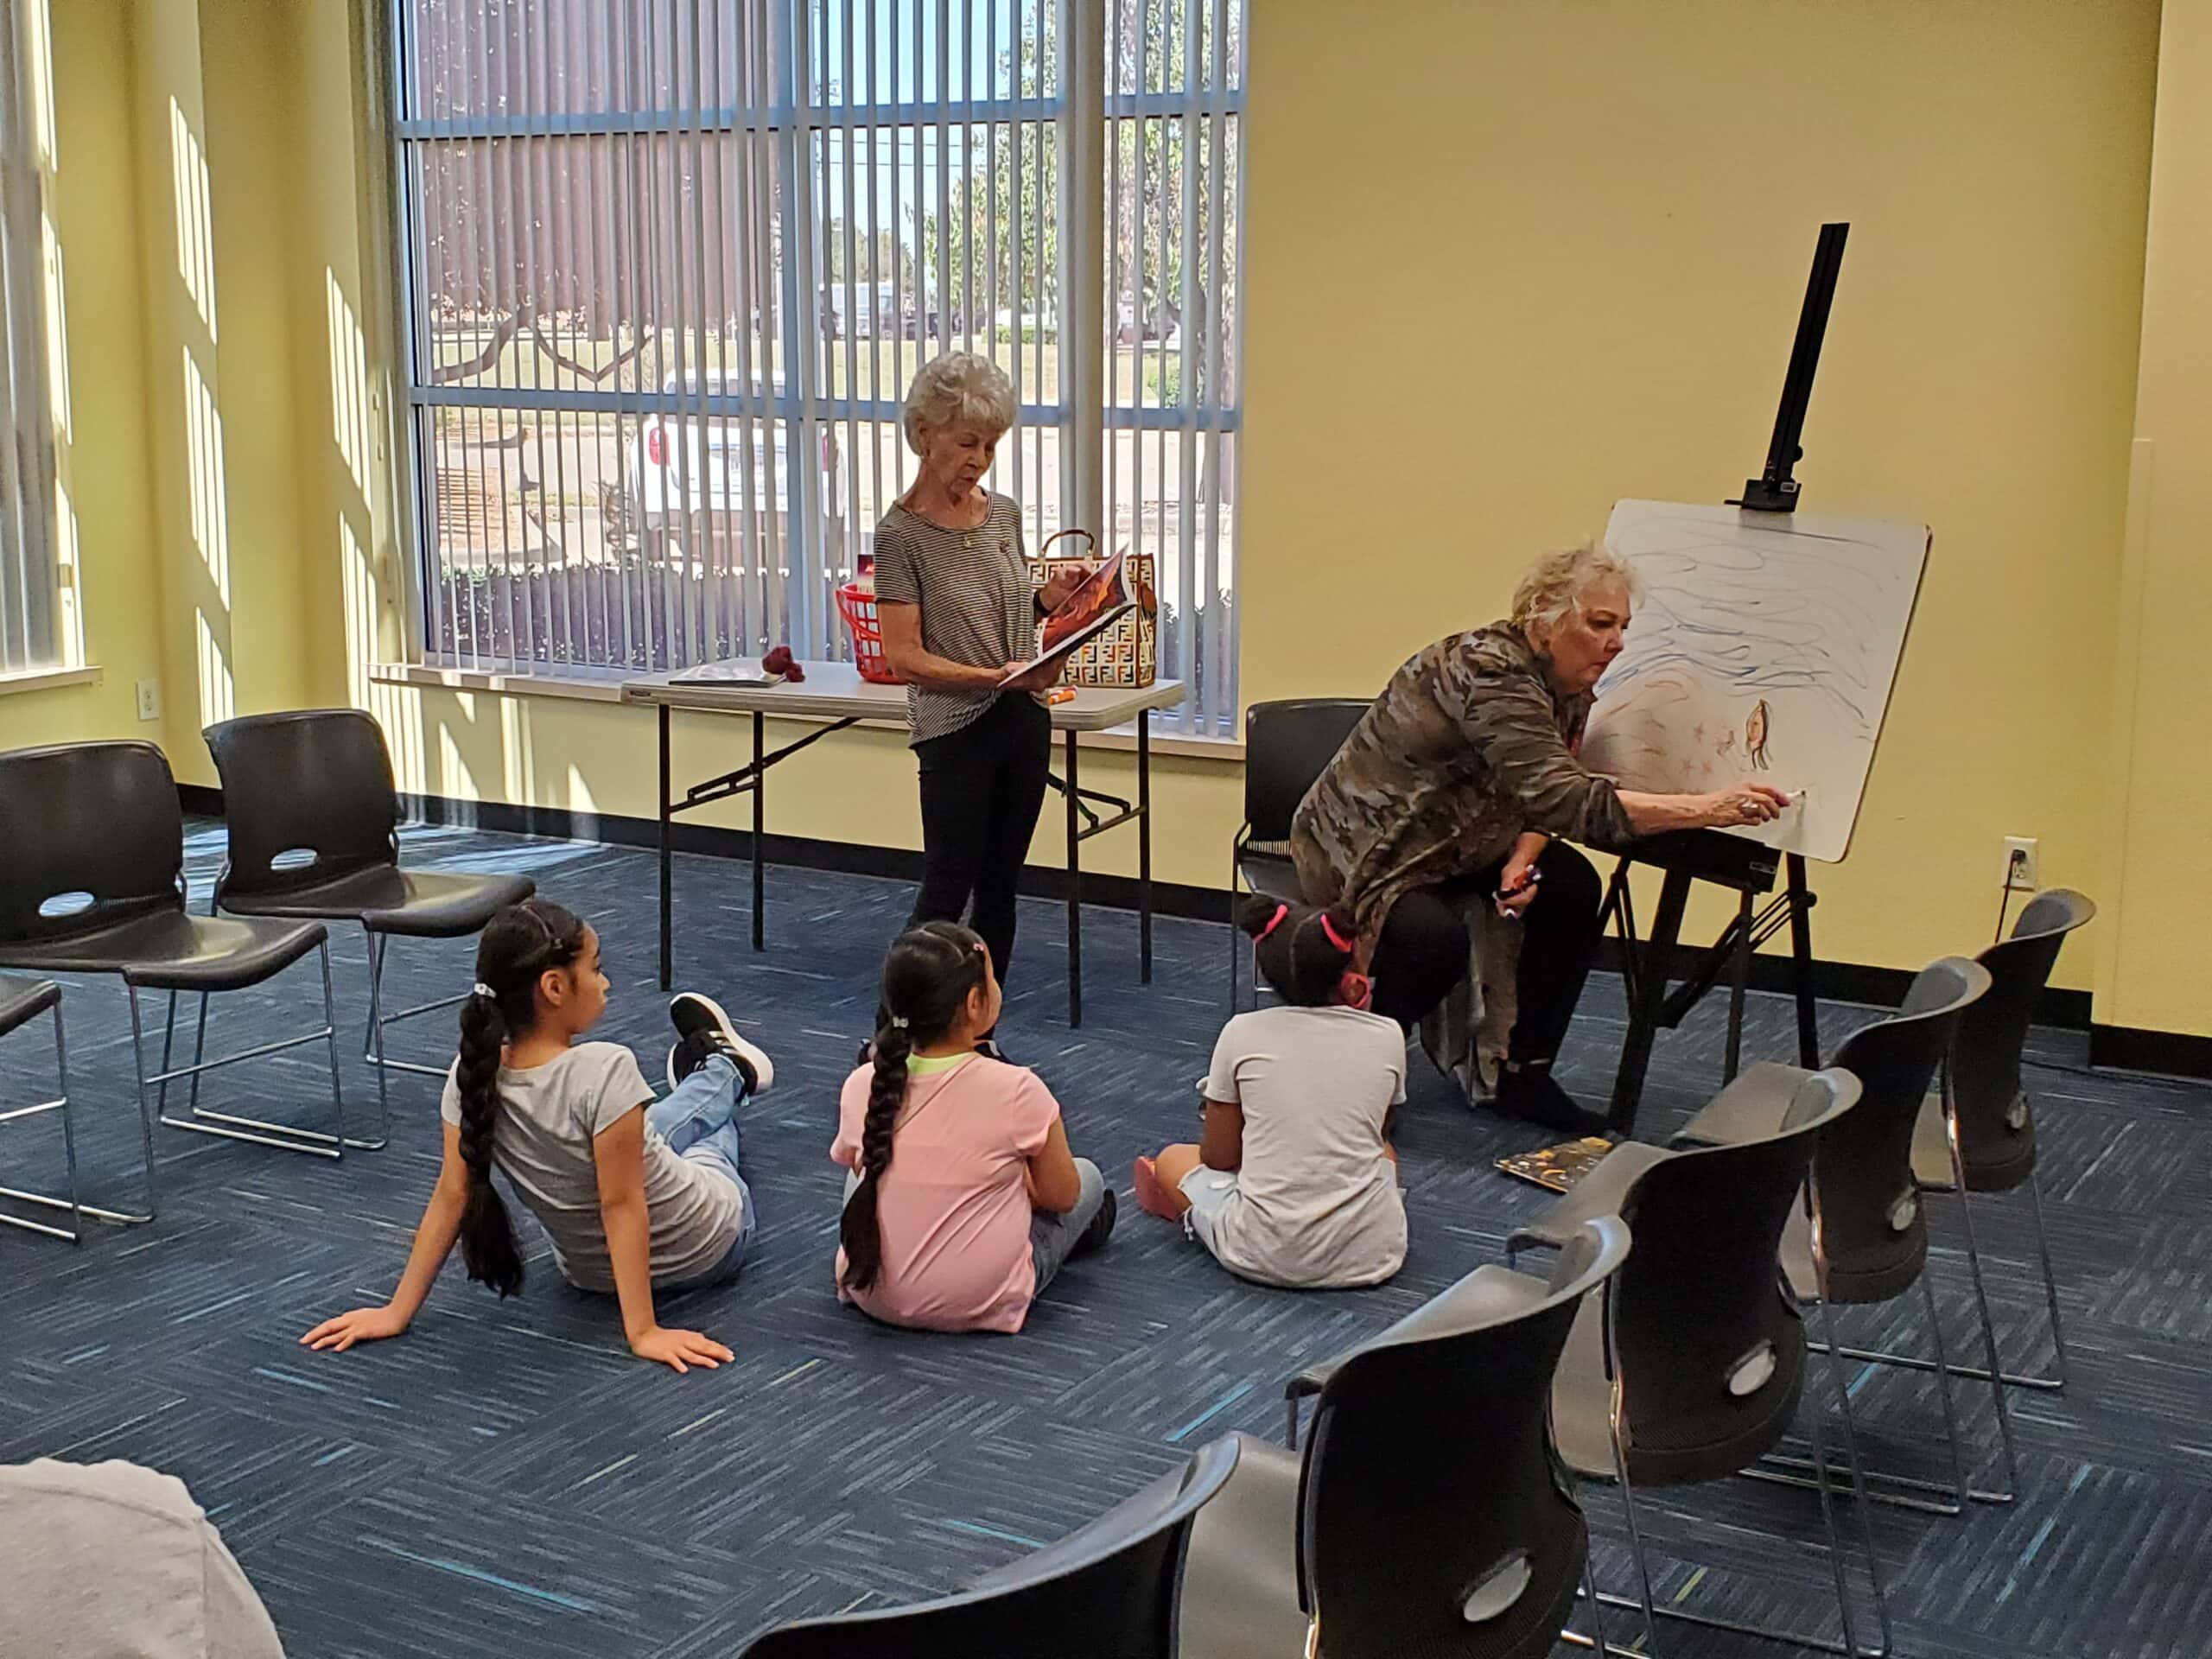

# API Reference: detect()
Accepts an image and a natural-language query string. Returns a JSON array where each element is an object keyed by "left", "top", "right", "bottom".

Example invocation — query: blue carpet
[{"left": 2, "top": 821, "right": 2208, "bottom": 1657}]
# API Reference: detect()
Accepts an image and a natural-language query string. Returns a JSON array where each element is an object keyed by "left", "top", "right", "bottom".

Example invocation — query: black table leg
[
  {"left": 1725, "top": 887, "right": 1753, "bottom": 1083},
  {"left": 751, "top": 710, "right": 766, "bottom": 953},
  {"left": 1065, "top": 728, "right": 1083, "bottom": 1028},
  {"left": 1787, "top": 853, "right": 1820, "bottom": 1065},
  {"left": 658, "top": 704, "right": 673, "bottom": 991},
  {"left": 1607, "top": 866, "right": 1691, "bottom": 1133},
  {"left": 1138, "top": 713, "right": 1153, "bottom": 984}
]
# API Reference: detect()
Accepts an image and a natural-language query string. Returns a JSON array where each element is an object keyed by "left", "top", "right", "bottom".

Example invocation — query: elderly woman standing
[
  {"left": 1292, "top": 544, "right": 1790, "bottom": 1135},
  {"left": 874, "top": 353, "right": 1087, "bottom": 1003}
]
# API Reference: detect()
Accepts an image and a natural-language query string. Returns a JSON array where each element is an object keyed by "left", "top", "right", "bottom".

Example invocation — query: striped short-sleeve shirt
[{"left": 873, "top": 493, "right": 1039, "bottom": 744}]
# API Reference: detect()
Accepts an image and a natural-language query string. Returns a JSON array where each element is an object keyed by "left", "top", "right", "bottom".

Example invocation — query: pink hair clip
[
  {"left": 1255, "top": 902, "right": 1291, "bottom": 942},
  {"left": 1319, "top": 914, "right": 1355, "bottom": 954}
]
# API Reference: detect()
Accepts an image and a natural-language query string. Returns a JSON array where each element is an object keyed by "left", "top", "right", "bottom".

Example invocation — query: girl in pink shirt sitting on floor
[{"left": 833, "top": 922, "right": 1116, "bottom": 1332}]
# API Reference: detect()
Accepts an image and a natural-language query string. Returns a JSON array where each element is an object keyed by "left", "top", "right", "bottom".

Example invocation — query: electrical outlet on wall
[
  {"left": 2002, "top": 836, "right": 2039, "bottom": 892},
  {"left": 135, "top": 678, "right": 161, "bottom": 722}
]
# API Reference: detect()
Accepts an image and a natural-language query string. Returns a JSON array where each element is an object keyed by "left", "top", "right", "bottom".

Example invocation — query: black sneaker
[
  {"left": 667, "top": 993, "right": 774, "bottom": 1095},
  {"left": 1071, "top": 1186, "right": 1118, "bottom": 1257},
  {"left": 1491, "top": 1065, "right": 1611, "bottom": 1138}
]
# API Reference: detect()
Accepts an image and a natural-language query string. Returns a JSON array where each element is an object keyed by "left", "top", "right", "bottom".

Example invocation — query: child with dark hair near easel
[{"left": 1135, "top": 896, "right": 1410, "bottom": 1288}]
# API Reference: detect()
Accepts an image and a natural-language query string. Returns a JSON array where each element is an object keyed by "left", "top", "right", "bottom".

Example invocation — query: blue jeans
[
  {"left": 648, "top": 1055, "right": 756, "bottom": 1287},
  {"left": 1030, "top": 1156, "right": 1107, "bottom": 1293},
  {"left": 836, "top": 1154, "right": 1108, "bottom": 1297}
]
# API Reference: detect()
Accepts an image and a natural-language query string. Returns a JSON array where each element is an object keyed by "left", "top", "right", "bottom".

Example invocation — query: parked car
[{"left": 623, "top": 371, "right": 843, "bottom": 550}]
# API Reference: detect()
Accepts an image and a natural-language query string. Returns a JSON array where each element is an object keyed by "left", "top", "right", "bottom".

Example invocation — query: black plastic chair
[
  {"left": 1514, "top": 1070, "right": 1885, "bottom": 1658},
  {"left": 0, "top": 741, "right": 345, "bottom": 1214},
  {"left": 734, "top": 1434, "right": 1239, "bottom": 1657},
  {"left": 0, "top": 976, "right": 111, "bottom": 1244},
  {"left": 1675, "top": 957, "right": 2005, "bottom": 1513},
  {"left": 1229, "top": 699, "right": 1369, "bottom": 1012},
  {"left": 1187, "top": 1217, "right": 1631, "bottom": 1659},
  {"left": 1903, "top": 890, "right": 2095, "bottom": 1391},
  {"left": 204, "top": 710, "right": 535, "bottom": 1147}
]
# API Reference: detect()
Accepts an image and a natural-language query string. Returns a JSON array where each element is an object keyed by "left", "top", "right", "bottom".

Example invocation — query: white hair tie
[
  {"left": 889, "top": 1014, "right": 910, "bottom": 1030},
  {"left": 472, "top": 982, "right": 497, "bottom": 999}
]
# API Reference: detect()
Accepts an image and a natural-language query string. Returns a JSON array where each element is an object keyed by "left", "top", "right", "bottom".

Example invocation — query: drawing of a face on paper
[{"left": 1579, "top": 501, "right": 1929, "bottom": 863}]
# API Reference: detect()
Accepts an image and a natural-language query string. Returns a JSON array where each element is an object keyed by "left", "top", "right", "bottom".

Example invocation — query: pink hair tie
[
  {"left": 1319, "top": 915, "right": 1356, "bottom": 954},
  {"left": 1255, "top": 902, "right": 1291, "bottom": 942}
]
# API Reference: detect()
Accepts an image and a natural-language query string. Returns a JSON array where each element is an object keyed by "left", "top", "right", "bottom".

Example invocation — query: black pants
[
  {"left": 1367, "top": 840, "right": 1605, "bottom": 1063},
  {"left": 908, "top": 692, "right": 1053, "bottom": 988}
]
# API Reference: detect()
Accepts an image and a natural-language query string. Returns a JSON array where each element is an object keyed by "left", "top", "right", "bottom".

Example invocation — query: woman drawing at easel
[{"left": 870, "top": 353, "right": 1093, "bottom": 1057}]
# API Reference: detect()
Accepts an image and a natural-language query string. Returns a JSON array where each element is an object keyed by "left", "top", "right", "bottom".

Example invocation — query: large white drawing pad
[{"left": 1581, "top": 499, "right": 1930, "bottom": 864}]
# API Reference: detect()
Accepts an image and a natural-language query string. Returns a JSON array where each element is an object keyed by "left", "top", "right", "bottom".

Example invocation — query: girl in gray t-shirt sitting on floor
[
  {"left": 1134, "top": 897, "right": 1408, "bottom": 1288},
  {"left": 301, "top": 898, "right": 773, "bottom": 1374}
]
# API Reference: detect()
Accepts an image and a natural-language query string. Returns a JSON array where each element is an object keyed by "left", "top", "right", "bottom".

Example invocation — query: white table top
[{"left": 622, "top": 660, "right": 1185, "bottom": 733}]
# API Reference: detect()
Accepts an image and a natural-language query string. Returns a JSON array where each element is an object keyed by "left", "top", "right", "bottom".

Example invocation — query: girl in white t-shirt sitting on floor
[
  {"left": 1134, "top": 896, "right": 1408, "bottom": 1288},
  {"left": 301, "top": 897, "right": 772, "bottom": 1374}
]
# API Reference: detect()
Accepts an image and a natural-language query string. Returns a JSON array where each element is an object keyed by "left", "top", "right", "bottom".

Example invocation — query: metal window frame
[{"left": 385, "top": 0, "right": 1245, "bottom": 702}]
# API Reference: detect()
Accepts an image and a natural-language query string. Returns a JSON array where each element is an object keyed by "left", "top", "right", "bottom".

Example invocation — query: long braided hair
[
  {"left": 840, "top": 921, "right": 989, "bottom": 1294},
  {"left": 454, "top": 897, "right": 589, "bottom": 1298}
]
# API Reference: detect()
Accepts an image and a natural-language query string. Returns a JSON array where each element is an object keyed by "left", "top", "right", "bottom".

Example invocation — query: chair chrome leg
[
  {"left": 1609, "top": 1412, "right": 1657, "bottom": 1653},
  {"left": 53, "top": 1002, "right": 83, "bottom": 1243},
  {"left": 1949, "top": 1140, "right": 2022, "bottom": 1503},
  {"left": 366, "top": 929, "right": 391, "bottom": 1140},
  {"left": 188, "top": 989, "right": 211, "bottom": 1116},
  {"left": 157, "top": 989, "right": 179, "bottom": 1117},
  {"left": 319, "top": 940, "right": 359, "bottom": 1151},
  {"left": 124, "top": 985, "right": 162, "bottom": 1220},
  {"left": 1813, "top": 1301, "right": 1893, "bottom": 1658},
  {"left": 1920, "top": 1262, "right": 1970, "bottom": 1512},
  {"left": 1581, "top": 1543, "right": 1612, "bottom": 1658},
  {"left": 2026, "top": 1168, "right": 2070, "bottom": 1392}
]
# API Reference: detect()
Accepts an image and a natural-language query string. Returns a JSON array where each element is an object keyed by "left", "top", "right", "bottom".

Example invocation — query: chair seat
[
  {"left": 0, "top": 912, "right": 327, "bottom": 992},
  {"left": 1673, "top": 1061, "right": 1809, "bottom": 1147},
  {"left": 1508, "top": 1140, "right": 1671, "bottom": 1256},
  {"left": 1552, "top": 1290, "right": 1807, "bottom": 1489},
  {"left": 219, "top": 868, "right": 536, "bottom": 938},
  {"left": 0, "top": 975, "right": 59, "bottom": 1039},
  {"left": 1236, "top": 849, "right": 1303, "bottom": 905},
  {"left": 969, "top": 1433, "right": 1303, "bottom": 1659},
  {"left": 1177, "top": 1433, "right": 1311, "bottom": 1659},
  {"left": 1287, "top": 1263, "right": 1552, "bottom": 1400}
]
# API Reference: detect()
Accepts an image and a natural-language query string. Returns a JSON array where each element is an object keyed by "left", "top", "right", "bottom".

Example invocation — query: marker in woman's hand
[{"left": 1494, "top": 868, "right": 1541, "bottom": 918}]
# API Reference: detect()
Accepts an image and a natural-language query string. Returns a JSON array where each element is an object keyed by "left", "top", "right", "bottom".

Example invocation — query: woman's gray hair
[
  {"left": 901, "top": 353, "right": 1018, "bottom": 454},
  {"left": 1510, "top": 543, "right": 1639, "bottom": 642}
]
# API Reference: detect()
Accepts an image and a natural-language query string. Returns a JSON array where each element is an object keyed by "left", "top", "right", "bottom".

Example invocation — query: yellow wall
[
  {"left": 0, "top": 0, "right": 162, "bottom": 753},
  {"left": 2102, "top": 0, "right": 2212, "bottom": 1039},
  {"left": 17, "top": 0, "right": 2204, "bottom": 1030},
  {"left": 1239, "top": 0, "right": 2158, "bottom": 992}
]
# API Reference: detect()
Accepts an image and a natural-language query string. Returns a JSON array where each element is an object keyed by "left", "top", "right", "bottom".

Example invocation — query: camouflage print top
[{"left": 1291, "top": 622, "right": 1640, "bottom": 941}]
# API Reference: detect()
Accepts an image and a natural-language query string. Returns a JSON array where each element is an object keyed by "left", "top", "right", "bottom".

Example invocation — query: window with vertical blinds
[
  {"left": 0, "top": 0, "right": 62, "bottom": 677},
  {"left": 390, "top": 0, "right": 1244, "bottom": 735}
]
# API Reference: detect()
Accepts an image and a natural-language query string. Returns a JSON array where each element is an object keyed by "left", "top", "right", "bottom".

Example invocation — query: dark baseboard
[
  {"left": 393, "top": 791, "right": 1228, "bottom": 923},
  {"left": 187, "top": 784, "right": 2109, "bottom": 1034},
  {"left": 2089, "top": 1024, "right": 2212, "bottom": 1082}
]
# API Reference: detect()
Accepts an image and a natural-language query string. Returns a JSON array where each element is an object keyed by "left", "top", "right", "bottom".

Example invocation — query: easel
[{"left": 1602, "top": 223, "right": 1847, "bottom": 1133}]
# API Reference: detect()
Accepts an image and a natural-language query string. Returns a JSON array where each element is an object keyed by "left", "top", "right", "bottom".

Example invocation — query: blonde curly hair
[
  {"left": 900, "top": 353, "right": 1018, "bottom": 454},
  {"left": 1510, "top": 543, "right": 1639, "bottom": 645}
]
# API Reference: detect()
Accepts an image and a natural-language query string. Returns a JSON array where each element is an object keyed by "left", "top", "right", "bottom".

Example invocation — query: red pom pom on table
[{"left": 762, "top": 645, "right": 803, "bottom": 682}]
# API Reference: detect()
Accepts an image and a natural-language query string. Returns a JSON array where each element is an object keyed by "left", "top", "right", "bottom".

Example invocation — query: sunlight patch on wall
[
  {"left": 326, "top": 269, "right": 372, "bottom": 500},
  {"left": 195, "top": 606, "right": 233, "bottom": 726},
  {"left": 168, "top": 98, "right": 216, "bottom": 340},
  {"left": 182, "top": 346, "right": 229, "bottom": 599}
]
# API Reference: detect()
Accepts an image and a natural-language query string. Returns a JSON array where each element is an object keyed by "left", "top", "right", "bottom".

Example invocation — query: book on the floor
[{"left": 1495, "top": 1136, "right": 1616, "bottom": 1194}]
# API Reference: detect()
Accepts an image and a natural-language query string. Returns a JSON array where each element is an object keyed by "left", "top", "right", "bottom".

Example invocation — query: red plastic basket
[{"left": 836, "top": 582, "right": 903, "bottom": 683}]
